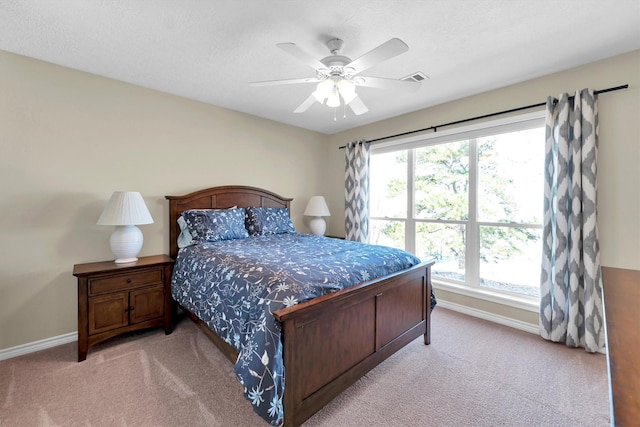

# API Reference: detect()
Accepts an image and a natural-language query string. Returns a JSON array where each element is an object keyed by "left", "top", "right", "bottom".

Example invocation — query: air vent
[{"left": 402, "top": 72, "right": 429, "bottom": 82}]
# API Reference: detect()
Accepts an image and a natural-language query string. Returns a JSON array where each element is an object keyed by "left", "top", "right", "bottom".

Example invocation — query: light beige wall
[
  {"left": 0, "top": 51, "right": 327, "bottom": 350},
  {"left": 2, "top": 49, "right": 638, "bottom": 350},
  {"left": 325, "top": 50, "right": 640, "bottom": 323}
]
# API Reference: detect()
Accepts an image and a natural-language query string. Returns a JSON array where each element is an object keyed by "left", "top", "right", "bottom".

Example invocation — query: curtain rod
[{"left": 338, "top": 84, "right": 628, "bottom": 148}]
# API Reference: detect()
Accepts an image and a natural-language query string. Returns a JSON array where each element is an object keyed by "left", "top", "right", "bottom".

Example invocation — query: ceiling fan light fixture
[
  {"left": 326, "top": 90, "right": 341, "bottom": 108},
  {"left": 312, "top": 80, "right": 334, "bottom": 103},
  {"left": 337, "top": 80, "right": 357, "bottom": 104},
  {"left": 255, "top": 37, "right": 414, "bottom": 117}
]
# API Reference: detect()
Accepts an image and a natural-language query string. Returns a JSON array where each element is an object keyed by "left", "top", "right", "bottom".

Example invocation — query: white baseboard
[
  {"left": 436, "top": 300, "right": 540, "bottom": 335},
  {"left": 0, "top": 332, "right": 77, "bottom": 361},
  {"left": 0, "top": 301, "right": 605, "bottom": 360},
  {"left": 436, "top": 300, "right": 608, "bottom": 355}
]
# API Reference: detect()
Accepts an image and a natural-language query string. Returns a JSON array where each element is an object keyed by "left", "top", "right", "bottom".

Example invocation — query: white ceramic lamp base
[
  {"left": 309, "top": 217, "right": 327, "bottom": 236},
  {"left": 110, "top": 225, "right": 144, "bottom": 263}
]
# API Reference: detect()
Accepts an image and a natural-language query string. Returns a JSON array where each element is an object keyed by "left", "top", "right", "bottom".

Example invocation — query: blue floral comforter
[{"left": 171, "top": 233, "right": 429, "bottom": 426}]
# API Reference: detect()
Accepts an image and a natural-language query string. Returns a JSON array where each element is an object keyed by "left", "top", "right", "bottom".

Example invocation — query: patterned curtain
[
  {"left": 345, "top": 139, "right": 370, "bottom": 242},
  {"left": 540, "top": 89, "right": 604, "bottom": 353}
]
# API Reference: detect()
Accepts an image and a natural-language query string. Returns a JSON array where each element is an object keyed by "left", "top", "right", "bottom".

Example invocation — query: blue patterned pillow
[
  {"left": 181, "top": 208, "right": 249, "bottom": 243},
  {"left": 245, "top": 207, "right": 295, "bottom": 236}
]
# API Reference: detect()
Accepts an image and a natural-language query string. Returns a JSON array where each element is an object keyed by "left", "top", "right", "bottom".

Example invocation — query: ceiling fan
[{"left": 250, "top": 38, "right": 421, "bottom": 116}]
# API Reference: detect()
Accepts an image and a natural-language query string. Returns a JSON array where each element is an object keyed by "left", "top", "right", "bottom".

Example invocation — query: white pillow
[{"left": 177, "top": 216, "right": 195, "bottom": 248}]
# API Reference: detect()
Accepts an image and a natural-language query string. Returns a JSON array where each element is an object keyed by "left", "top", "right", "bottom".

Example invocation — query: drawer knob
[{"left": 126, "top": 279, "right": 132, "bottom": 284}]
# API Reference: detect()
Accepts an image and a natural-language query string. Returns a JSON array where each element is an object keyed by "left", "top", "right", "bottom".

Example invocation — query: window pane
[
  {"left": 370, "top": 151, "right": 407, "bottom": 218},
  {"left": 370, "top": 219, "right": 405, "bottom": 250},
  {"left": 370, "top": 115, "right": 545, "bottom": 303},
  {"left": 415, "top": 141, "right": 469, "bottom": 221},
  {"left": 416, "top": 222, "right": 466, "bottom": 282},
  {"left": 478, "top": 128, "right": 545, "bottom": 223},
  {"left": 479, "top": 226, "right": 542, "bottom": 297}
]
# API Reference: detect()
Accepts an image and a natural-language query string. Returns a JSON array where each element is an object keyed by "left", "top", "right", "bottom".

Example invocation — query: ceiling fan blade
[
  {"left": 293, "top": 95, "right": 317, "bottom": 113},
  {"left": 250, "top": 77, "right": 320, "bottom": 87},
  {"left": 277, "top": 43, "right": 327, "bottom": 70},
  {"left": 355, "top": 76, "right": 421, "bottom": 92},
  {"left": 348, "top": 96, "right": 368, "bottom": 116},
  {"left": 346, "top": 38, "right": 409, "bottom": 74}
]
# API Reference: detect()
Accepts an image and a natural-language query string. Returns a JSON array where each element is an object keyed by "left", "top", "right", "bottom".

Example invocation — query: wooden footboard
[
  {"left": 177, "top": 259, "right": 433, "bottom": 427},
  {"left": 274, "top": 260, "right": 434, "bottom": 427}
]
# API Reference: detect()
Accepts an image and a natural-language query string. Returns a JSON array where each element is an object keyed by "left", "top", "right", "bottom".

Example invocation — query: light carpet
[{"left": 0, "top": 308, "right": 610, "bottom": 426}]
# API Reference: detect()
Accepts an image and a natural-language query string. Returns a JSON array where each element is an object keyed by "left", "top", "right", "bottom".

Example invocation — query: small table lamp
[
  {"left": 97, "top": 191, "right": 154, "bottom": 263},
  {"left": 304, "top": 196, "right": 331, "bottom": 236}
]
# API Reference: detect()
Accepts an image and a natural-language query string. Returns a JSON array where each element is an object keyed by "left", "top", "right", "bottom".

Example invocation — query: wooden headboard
[{"left": 165, "top": 185, "right": 293, "bottom": 259}]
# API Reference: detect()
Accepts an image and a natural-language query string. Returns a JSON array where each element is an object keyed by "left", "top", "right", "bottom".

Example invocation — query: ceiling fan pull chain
[{"left": 333, "top": 107, "right": 337, "bottom": 121}]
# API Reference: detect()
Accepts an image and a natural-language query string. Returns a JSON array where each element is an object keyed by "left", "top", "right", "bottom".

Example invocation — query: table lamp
[
  {"left": 97, "top": 191, "right": 154, "bottom": 263},
  {"left": 304, "top": 196, "right": 331, "bottom": 235}
]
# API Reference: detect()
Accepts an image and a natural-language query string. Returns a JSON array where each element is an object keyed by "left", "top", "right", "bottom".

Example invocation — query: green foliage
[
  {"left": 378, "top": 138, "right": 537, "bottom": 265},
  {"left": 380, "top": 221, "right": 404, "bottom": 245},
  {"left": 414, "top": 140, "right": 469, "bottom": 221}
]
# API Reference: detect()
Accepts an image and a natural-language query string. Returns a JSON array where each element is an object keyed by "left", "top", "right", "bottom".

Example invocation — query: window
[{"left": 370, "top": 112, "right": 545, "bottom": 300}]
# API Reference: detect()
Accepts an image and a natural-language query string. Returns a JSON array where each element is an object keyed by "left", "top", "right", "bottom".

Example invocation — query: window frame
[{"left": 369, "top": 111, "right": 545, "bottom": 311}]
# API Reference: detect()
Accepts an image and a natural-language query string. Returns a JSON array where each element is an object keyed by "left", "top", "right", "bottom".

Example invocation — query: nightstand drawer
[{"left": 89, "top": 268, "right": 163, "bottom": 295}]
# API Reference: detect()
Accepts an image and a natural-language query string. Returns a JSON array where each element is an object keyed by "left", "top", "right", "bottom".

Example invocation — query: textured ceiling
[{"left": 1, "top": 0, "right": 639, "bottom": 134}]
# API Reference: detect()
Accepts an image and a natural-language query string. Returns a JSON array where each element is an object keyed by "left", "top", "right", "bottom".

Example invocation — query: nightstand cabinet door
[
  {"left": 130, "top": 285, "right": 164, "bottom": 324},
  {"left": 89, "top": 293, "right": 129, "bottom": 334}
]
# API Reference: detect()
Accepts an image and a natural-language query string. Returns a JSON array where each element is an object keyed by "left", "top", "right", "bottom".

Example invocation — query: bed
[{"left": 166, "top": 185, "right": 435, "bottom": 426}]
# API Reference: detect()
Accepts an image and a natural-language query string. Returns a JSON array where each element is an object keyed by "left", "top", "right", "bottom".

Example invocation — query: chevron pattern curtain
[
  {"left": 540, "top": 89, "right": 604, "bottom": 353},
  {"left": 345, "top": 140, "right": 370, "bottom": 242}
]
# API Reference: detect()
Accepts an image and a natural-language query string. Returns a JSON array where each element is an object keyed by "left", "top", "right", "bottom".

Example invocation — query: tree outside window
[{"left": 370, "top": 122, "right": 544, "bottom": 298}]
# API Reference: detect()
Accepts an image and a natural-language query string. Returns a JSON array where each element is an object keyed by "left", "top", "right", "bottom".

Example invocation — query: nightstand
[{"left": 72, "top": 255, "right": 174, "bottom": 362}]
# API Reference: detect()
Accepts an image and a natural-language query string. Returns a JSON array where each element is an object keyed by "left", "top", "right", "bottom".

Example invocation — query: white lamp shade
[
  {"left": 338, "top": 80, "right": 357, "bottom": 104},
  {"left": 312, "top": 80, "right": 334, "bottom": 103},
  {"left": 304, "top": 196, "right": 331, "bottom": 217},
  {"left": 326, "top": 90, "right": 341, "bottom": 108},
  {"left": 97, "top": 191, "right": 153, "bottom": 263},
  {"left": 309, "top": 79, "right": 358, "bottom": 109},
  {"left": 97, "top": 191, "right": 154, "bottom": 226}
]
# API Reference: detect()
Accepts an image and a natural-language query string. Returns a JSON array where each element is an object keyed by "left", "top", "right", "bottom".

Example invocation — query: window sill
[{"left": 432, "top": 279, "right": 540, "bottom": 313}]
